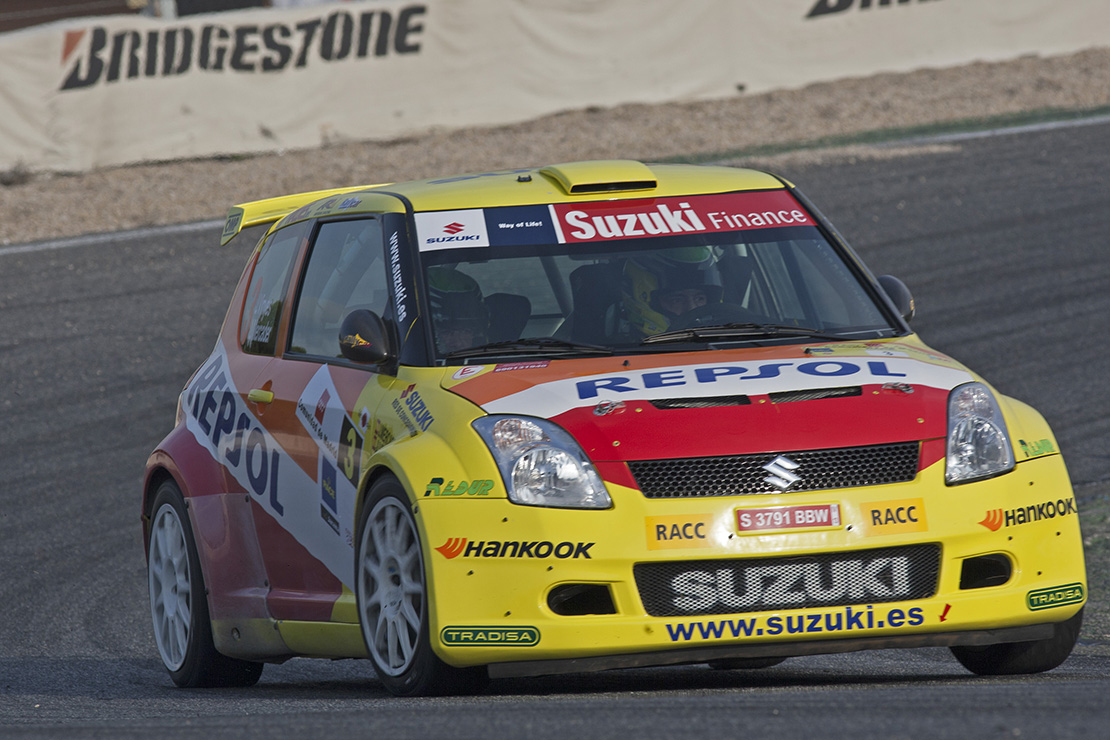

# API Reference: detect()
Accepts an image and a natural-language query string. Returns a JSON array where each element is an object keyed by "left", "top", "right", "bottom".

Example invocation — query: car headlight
[
  {"left": 945, "top": 382, "right": 1015, "bottom": 484},
  {"left": 472, "top": 416, "right": 612, "bottom": 509}
]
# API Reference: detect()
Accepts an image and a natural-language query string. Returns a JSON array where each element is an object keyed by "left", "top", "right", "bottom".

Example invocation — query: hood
[{"left": 442, "top": 342, "right": 974, "bottom": 462}]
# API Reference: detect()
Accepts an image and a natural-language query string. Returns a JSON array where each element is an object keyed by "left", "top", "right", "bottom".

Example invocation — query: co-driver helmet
[{"left": 427, "top": 266, "right": 489, "bottom": 352}]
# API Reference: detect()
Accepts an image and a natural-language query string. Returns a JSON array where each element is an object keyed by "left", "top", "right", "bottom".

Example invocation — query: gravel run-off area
[{"left": 1, "top": 46, "right": 1109, "bottom": 245}]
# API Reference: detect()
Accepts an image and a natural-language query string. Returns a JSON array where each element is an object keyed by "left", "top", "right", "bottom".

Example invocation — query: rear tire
[
  {"left": 147, "top": 480, "right": 264, "bottom": 688},
  {"left": 950, "top": 608, "right": 1083, "bottom": 675},
  {"left": 355, "top": 476, "right": 487, "bottom": 696}
]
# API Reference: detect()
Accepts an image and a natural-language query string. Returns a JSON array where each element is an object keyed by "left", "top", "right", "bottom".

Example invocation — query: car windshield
[{"left": 415, "top": 192, "right": 898, "bottom": 361}]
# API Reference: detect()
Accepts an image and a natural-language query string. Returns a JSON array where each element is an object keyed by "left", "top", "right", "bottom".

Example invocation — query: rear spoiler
[{"left": 219, "top": 183, "right": 385, "bottom": 245}]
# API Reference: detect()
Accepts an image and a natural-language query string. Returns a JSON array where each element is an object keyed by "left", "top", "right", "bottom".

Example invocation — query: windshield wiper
[
  {"left": 641, "top": 322, "right": 844, "bottom": 345},
  {"left": 445, "top": 337, "right": 614, "bottom": 360}
]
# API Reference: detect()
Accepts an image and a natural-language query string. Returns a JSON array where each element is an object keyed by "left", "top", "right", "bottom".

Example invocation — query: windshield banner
[{"left": 415, "top": 191, "right": 815, "bottom": 251}]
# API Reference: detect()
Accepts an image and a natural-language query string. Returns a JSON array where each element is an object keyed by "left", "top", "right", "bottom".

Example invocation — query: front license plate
[{"left": 735, "top": 503, "right": 841, "bottom": 534}]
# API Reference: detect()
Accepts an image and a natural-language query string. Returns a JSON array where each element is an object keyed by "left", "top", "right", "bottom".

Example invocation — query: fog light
[{"left": 547, "top": 584, "right": 617, "bottom": 615}]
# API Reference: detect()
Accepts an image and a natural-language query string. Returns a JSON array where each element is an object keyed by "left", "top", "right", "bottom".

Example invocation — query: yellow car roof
[{"left": 221, "top": 160, "right": 788, "bottom": 245}]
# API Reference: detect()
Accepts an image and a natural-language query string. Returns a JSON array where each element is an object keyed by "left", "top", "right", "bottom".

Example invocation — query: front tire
[
  {"left": 950, "top": 608, "right": 1083, "bottom": 675},
  {"left": 147, "top": 479, "right": 263, "bottom": 688},
  {"left": 355, "top": 476, "right": 487, "bottom": 696}
]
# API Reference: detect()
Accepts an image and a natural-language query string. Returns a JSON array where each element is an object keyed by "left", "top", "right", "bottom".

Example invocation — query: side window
[
  {"left": 289, "top": 218, "right": 388, "bottom": 358},
  {"left": 239, "top": 222, "right": 309, "bottom": 356}
]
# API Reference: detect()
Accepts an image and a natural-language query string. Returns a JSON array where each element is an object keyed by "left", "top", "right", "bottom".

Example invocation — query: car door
[{"left": 241, "top": 216, "right": 396, "bottom": 623}]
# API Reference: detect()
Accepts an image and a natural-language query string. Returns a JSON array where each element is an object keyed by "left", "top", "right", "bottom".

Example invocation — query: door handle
[{"left": 247, "top": 388, "right": 274, "bottom": 404}]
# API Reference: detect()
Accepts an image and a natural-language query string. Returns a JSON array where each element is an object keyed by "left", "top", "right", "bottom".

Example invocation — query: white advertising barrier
[{"left": 0, "top": 0, "right": 1107, "bottom": 173}]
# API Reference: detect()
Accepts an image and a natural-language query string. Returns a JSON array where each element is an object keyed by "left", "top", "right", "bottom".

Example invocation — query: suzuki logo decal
[
  {"left": 443, "top": 222, "right": 466, "bottom": 235},
  {"left": 763, "top": 455, "right": 801, "bottom": 491},
  {"left": 593, "top": 399, "right": 626, "bottom": 416}
]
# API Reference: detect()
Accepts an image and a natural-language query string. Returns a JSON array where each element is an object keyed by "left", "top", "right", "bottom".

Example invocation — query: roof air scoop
[{"left": 540, "top": 160, "right": 658, "bottom": 195}]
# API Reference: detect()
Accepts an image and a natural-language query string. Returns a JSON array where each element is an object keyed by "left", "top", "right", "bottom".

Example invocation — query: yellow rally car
[{"left": 142, "top": 160, "right": 1086, "bottom": 696}]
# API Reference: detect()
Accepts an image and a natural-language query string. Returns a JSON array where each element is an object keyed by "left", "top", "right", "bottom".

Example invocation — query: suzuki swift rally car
[{"left": 142, "top": 160, "right": 1086, "bottom": 695}]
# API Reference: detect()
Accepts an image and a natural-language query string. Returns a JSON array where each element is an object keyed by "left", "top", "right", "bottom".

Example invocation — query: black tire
[
  {"left": 355, "top": 476, "right": 488, "bottom": 696},
  {"left": 147, "top": 479, "right": 264, "bottom": 688},
  {"left": 707, "top": 657, "right": 787, "bottom": 670},
  {"left": 950, "top": 608, "right": 1083, "bottom": 675}
]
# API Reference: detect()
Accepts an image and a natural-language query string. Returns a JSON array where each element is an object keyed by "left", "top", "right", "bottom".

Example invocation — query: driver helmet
[
  {"left": 427, "top": 266, "right": 489, "bottom": 353},
  {"left": 621, "top": 246, "right": 722, "bottom": 335}
]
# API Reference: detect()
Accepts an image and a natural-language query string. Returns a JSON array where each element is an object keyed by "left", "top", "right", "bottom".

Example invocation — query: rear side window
[
  {"left": 289, "top": 218, "right": 389, "bottom": 358},
  {"left": 239, "top": 222, "right": 309, "bottom": 355}
]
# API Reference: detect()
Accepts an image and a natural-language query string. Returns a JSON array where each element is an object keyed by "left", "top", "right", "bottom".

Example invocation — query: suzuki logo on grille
[
  {"left": 763, "top": 455, "right": 801, "bottom": 491},
  {"left": 443, "top": 222, "right": 466, "bottom": 235}
]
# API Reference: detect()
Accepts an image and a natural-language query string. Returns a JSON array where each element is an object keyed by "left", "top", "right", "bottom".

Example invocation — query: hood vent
[
  {"left": 650, "top": 395, "right": 751, "bottom": 409},
  {"left": 540, "top": 160, "right": 658, "bottom": 195},
  {"left": 770, "top": 386, "right": 861, "bottom": 404}
]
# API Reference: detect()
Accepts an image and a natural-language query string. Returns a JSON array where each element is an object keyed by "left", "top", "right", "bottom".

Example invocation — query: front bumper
[{"left": 420, "top": 453, "right": 1087, "bottom": 670}]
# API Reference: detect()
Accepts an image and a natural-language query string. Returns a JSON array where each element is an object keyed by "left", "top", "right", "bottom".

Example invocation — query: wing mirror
[
  {"left": 339, "top": 309, "right": 395, "bottom": 364},
  {"left": 877, "top": 275, "right": 915, "bottom": 323}
]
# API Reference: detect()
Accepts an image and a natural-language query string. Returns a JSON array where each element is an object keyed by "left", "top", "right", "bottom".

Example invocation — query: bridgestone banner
[{"left": 1, "top": 0, "right": 1107, "bottom": 172}]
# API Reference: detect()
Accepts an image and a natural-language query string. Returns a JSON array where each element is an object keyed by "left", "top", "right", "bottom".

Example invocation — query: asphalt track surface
[{"left": 1, "top": 120, "right": 1108, "bottom": 738}]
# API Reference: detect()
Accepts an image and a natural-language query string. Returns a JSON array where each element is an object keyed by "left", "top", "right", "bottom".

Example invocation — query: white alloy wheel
[
  {"left": 146, "top": 480, "right": 263, "bottom": 688},
  {"left": 357, "top": 495, "right": 426, "bottom": 677},
  {"left": 148, "top": 501, "right": 193, "bottom": 672}
]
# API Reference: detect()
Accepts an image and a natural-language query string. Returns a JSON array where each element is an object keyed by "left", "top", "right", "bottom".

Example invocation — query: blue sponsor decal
[
  {"left": 185, "top": 353, "right": 284, "bottom": 516},
  {"left": 576, "top": 360, "right": 908, "bottom": 399},
  {"left": 402, "top": 385, "right": 435, "bottom": 431},
  {"left": 485, "top": 205, "right": 559, "bottom": 246},
  {"left": 665, "top": 605, "right": 925, "bottom": 642},
  {"left": 321, "top": 458, "right": 338, "bottom": 514}
]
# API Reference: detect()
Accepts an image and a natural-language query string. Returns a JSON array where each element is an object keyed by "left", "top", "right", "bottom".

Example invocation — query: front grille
[
  {"left": 769, "top": 386, "right": 861, "bottom": 403},
  {"left": 635, "top": 544, "right": 940, "bottom": 617},
  {"left": 628, "top": 442, "right": 919, "bottom": 498},
  {"left": 650, "top": 395, "right": 751, "bottom": 409}
]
